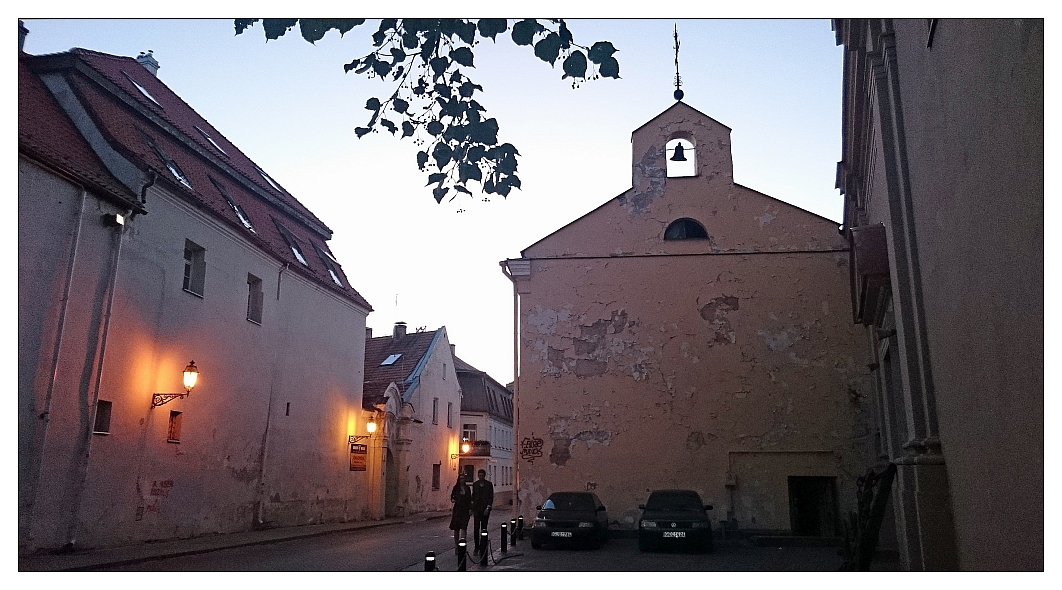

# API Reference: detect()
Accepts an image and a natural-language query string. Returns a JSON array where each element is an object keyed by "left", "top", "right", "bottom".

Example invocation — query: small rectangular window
[
  {"left": 432, "top": 463, "right": 441, "bottom": 490},
  {"left": 183, "top": 240, "right": 206, "bottom": 297},
  {"left": 447, "top": 402, "right": 453, "bottom": 428},
  {"left": 247, "top": 273, "right": 263, "bottom": 324},
  {"left": 93, "top": 400, "right": 112, "bottom": 434},
  {"left": 380, "top": 353, "right": 402, "bottom": 366},
  {"left": 463, "top": 423, "right": 477, "bottom": 441},
  {"left": 432, "top": 398, "right": 439, "bottom": 425},
  {"left": 167, "top": 411, "right": 183, "bottom": 443}
]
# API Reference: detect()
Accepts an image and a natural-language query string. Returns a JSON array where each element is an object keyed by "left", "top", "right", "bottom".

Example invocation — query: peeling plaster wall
[{"left": 513, "top": 103, "right": 870, "bottom": 533}]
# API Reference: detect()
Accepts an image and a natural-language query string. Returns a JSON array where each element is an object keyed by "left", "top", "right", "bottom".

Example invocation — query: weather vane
[{"left": 673, "top": 24, "right": 684, "bottom": 101}]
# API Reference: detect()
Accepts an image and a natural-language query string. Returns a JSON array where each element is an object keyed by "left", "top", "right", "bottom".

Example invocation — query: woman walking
[{"left": 449, "top": 472, "right": 472, "bottom": 549}]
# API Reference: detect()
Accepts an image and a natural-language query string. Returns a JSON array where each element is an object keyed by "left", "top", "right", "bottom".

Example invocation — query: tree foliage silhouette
[{"left": 235, "top": 19, "right": 619, "bottom": 203}]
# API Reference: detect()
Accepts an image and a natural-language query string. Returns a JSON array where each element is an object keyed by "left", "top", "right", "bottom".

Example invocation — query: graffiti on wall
[{"left": 521, "top": 436, "right": 544, "bottom": 463}]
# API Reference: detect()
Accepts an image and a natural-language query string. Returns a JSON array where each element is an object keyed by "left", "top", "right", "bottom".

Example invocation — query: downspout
[
  {"left": 500, "top": 261, "right": 520, "bottom": 518},
  {"left": 64, "top": 205, "right": 128, "bottom": 548},
  {"left": 255, "top": 260, "right": 289, "bottom": 527}
]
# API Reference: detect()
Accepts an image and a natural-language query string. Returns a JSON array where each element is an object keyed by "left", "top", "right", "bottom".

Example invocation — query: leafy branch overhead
[{"left": 234, "top": 19, "right": 619, "bottom": 203}]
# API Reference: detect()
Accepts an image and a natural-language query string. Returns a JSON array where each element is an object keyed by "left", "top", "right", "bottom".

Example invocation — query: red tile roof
[
  {"left": 21, "top": 48, "right": 371, "bottom": 311},
  {"left": 363, "top": 330, "right": 439, "bottom": 408}
]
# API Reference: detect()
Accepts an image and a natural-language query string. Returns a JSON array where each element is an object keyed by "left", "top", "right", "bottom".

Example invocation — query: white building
[{"left": 455, "top": 355, "right": 515, "bottom": 504}]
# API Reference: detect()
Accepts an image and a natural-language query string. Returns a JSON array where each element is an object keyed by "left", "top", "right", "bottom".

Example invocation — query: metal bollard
[
  {"left": 517, "top": 515, "right": 524, "bottom": 539},
  {"left": 480, "top": 532, "right": 489, "bottom": 566},
  {"left": 510, "top": 519, "right": 518, "bottom": 546},
  {"left": 457, "top": 540, "right": 467, "bottom": 571},
  {"left": 424, "top": 551, "right": 435, "bottom": 571},
  {"left": 500, "top": 523, "right": 508, "bottom": 553}
]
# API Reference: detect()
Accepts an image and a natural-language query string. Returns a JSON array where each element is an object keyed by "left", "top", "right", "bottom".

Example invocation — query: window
[
  {"left": 144, "top": 136, "right": 192, "bottom": 189},
  {"left": 432, "top": 463, "right": 441, "bottom": 490},
  {"left": 246, "top": 273, "right": 263, "bottom": 324},
  {"left": 123, "top": 71, "right": 161, "bottom": 107},
  {"left": 447, "top": 402, "right": 453, "bottom": 428},
  {"left": 664, "top": 218, "right": 709, "bottom": 241},
  {"left": 195, "top": 125, "right": 228, "bottom": 155},
  {"left": 254, "top": 165, "right": 285, "bottom": 193},
  {"left": 167, "top": 411, "right": 183, "bottom": 443},
  {"left": 665, "top": 137, "right": 696, "bottom": 177},
  {"left": 93, "top": 400, "right": 112, "bottom": 434},
  {"left": 463, "top": 423, "right": 477, "bottom": 442},
  {"left": 443, "top": 364, "right": 447, "bottom": 379},
  {"left": 312, "top": 243, "right": 344, "bottom": 287},
  {"left": 380, "top": 353, "right": 402, "bottom": 366},
  {"left": 210, "top": 177, "right": 254, "bottom": 232},
  {"left": 183, "top": 239, "right": 206, "bottom": 297},
  {"left": 432, "top": 398, "right": 439, "bottom": 424},
  {"left": 273, "top": 220, "right": 309, "bottom": 266}
]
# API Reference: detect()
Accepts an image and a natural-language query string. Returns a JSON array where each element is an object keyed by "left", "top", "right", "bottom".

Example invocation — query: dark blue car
[
  {"left": 638, "top": 489, "right": 714, "bottom": 553},
  {"left": 530, "top": 492, "right": 609, "bottom": 549}
]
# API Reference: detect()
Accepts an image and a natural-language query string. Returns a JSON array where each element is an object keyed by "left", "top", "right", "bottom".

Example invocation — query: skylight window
[
  {"left": 123, "top": 71, "right": 161, "bottom": 107},
  {"left": 381, "top": 354, "right": 402, "bottom": 366},
  {"left": 273, "top": 220, "right": 309, "bottom": 266},
  {"left": 143, "top": 134, "right": 191, "bottom": 190},
  {"left": 195, "top": 126, "right": 228, "bottom": 155},
  {"left": 254, "top": 166, "right": 284, "bottom": 192},
  {"left": 209, "top": 177, "right": 254, "bottom": 232},
  {"left": 313, "top": 243, "right": 344, "bottom": 287}
]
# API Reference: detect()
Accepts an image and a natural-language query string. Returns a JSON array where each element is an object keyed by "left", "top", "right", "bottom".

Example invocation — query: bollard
[
  {"left": 517, "top": 515, "right": 525, "bottom": 539},
  {"left": 424, "top": 551, "right": 435, "bottom": 571},
  {"left": 500, "top": 523, "right": 508, "bottom": 553},
  {"left": 510, "top": 519, "right": 518, "bottom": 546},
  {"left": 457, "top": 540, "right": 467, "bottom": 571},
  {"left": 480, "top": 532, "right": 489, "bottom": 566}
]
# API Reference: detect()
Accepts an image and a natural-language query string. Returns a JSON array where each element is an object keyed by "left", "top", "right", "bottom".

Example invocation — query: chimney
[
  {"left": 19, "top": 20, "right": 28, "bottom": 52},
  {"left": 136, "top": 50, "right": 160, "bottom": 76},
  {"left": 365, "top": 327, "right": 372, "bottom": 340},
  {"left": 393, "top": 321, "right": 407, "bottom": 340},
  {"left": 450, "top": 344, "right": 456, "bottom": 358}
]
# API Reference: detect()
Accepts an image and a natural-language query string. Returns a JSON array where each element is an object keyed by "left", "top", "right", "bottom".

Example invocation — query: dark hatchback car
[
  {"left": 638, "top": 489, "right": 714, "bottom": 553},
  {"left": 530, "top": 492, "right": 610, "bottom": 549}
]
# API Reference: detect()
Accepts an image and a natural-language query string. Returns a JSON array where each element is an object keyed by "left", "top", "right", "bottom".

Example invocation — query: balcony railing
[{"left": 462, "top": 440, "right": 492, "bottom": 457}]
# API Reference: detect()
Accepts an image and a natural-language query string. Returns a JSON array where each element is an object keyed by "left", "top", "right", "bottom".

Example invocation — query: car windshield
[
  {"left": 542, "top": 493, "right": 596, "bottom": 511},
  {"left": 645, "top": 491, "right": 703, "bottom": 511}
]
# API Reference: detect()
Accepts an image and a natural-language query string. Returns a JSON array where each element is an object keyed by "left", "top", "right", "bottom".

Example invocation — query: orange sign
[{"left": 349, "top": 443, "right": 367, "bottom": 471}]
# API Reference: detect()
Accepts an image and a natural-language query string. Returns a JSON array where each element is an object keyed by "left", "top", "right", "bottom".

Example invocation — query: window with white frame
[{"left": 183, "top": 239, "right": 206, "bottom": 297}]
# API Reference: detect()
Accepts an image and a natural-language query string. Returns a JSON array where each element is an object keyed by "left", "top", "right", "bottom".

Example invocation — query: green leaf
[
  {"left": 299, "top": 19, "right": 332, "bottom": 43},
  {"left": 427, "top": 172, "right": 446, "bottom": 185},
  {"left": 558, "top": 21, "right": 573, "bottom": 49},
  {"left": 433, "top": 186, "right": 449, "bottom": 203},
  {"left": 429, "top": 56, "right": 449, "bottom": 77},
  {"left": 403, "top": 30, "right": 419, "bottom": 49},
  {"left": 433, "top": 142, "right": 453, "bottom": 168},
  {"left": 477, "top": 19, "right": 507, "bottom": 41},
  {"left": 599, "top": 56, "right": 620, "bottom": 78},
  {"left": 470, "top": 118, "right": 499, "bottom": 145},
  {"left": 401, "top": 121, "right": 415, "bottom": 137},
  {"left": 262, "top": 19, "right": 298, "bottom": 41},
  {"left": 234, "top": 19, "right": 259, "bottom": 35},
  {"left": 365, "top": 97, "right": 381, "bottom": 111},
  {"left": 380, "top": 119, "right": 397, "bottom": 134},
  {"left": 459, "top": 162, "right": 482, "bottom": 183},
  {"left": 562, "top": 50, "right": 587, "bottom": 79},
  {"left": 355, "top": 127, "right": 371, "bottom": 138},
  {"left": 450, "top": 47, "right": 474, "bottom": 67},
  {"left": 511, "top": 19, "right": 540, "bottom": 46},
  {"left": 459, "top": 80, "right": 482, "bottom": 98},
  {"left": 344, "top": 58, "right": 360, "bottom": 73},
  {"left": 534, "top": 32, "right": 562, "bottom": 65},
  {"left": 390, "top": 47, "right": 406, "bottom": 63},
  {"left": 426, "top": 120, "right": 444, "bottom": 136},
  {"left": 354, "top": 57, "right": 374, "bottom": 74},
  {"left": 417, "top": 150, "right": 429, "bottom": 170},
  {"left": 455, "top": 20, "right": 477, "bottom": 44},
  {"left": 588, "top": 41, "right": 617, "bottom": 64},
  {"left": 372, "top": 59, "right": 392, "bottom": 77},
  {"left": 455, "top": 185, "right": 473, "bottom": 196},
  {"left": 393, "top": 98, "right": 409, "bottom": 113}
]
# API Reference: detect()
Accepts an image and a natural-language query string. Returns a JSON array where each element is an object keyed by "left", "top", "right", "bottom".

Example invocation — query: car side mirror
[
  {"left": 638, "top": 504, "right": 646, "bottom": 510},
  {"left": 705, "top": 505, "right": 713, "bottom": 511},
  {"left": 536, "top": 505, "right": 542, "bottom": 511}
]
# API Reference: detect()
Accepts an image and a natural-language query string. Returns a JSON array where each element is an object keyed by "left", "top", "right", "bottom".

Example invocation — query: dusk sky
[{"left": 20, "top": 17, "right": 848, "bottom": 384}]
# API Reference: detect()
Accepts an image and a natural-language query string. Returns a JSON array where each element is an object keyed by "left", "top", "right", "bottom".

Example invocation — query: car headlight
[
  {"left": 578, "top": 522, "right": 594, "bottom": 528},
  {"left": 641, "top": 521, "right": 657, "bottom": 528},
  {"left": 692, "top": 522, "right": 710, "bottom": 528}
]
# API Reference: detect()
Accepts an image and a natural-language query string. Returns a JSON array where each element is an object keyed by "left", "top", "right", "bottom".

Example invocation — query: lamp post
[{"left": 152, "top": 361, "right": 198, "bottom": 407}]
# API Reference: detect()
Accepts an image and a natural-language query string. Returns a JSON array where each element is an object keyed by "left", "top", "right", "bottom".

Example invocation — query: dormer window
[
  {"left": 273, "top": 220, "right": 309, "bottom": 266},
  {"left": 195, "top": 126, "right": 228, "bottom": 156},
  {"left": 665, "top": 138, "right": 696, "bottom": 178},
  {"left": 381, "top": 354, "right": 402, "bottom": 366},
  {"left": 313, "top": 243, "right": 344, "bottom": 287},
  {"left": 123, "top": 71, "right": 161, "bottom": 107},
  {"left": 209, "top": 176, "right": 254, "bottom": 232},
  {"left": 664, "top": 218, "right": 708, "bottom": 240},
  {"left": 255, "top": 165, "right": 284, "bottom": 193},
  {"left": 144, "top": 134, "right": 191, "bottom": 189}
]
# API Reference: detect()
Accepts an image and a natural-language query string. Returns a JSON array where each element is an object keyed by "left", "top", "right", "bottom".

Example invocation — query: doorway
[
  {"left": 788, "top": 476, "right": 838, "bottom": 536},
  {"left": 384, "top": 449, "right": 399, "bottom": 517}
]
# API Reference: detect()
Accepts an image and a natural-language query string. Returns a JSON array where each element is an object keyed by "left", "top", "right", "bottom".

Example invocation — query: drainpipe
[
  {"left": 499, "top": 261, "right": 520, "bottom": 518},
  {"left": 64, "top": 205, "right": 128, "bottom": 549}
]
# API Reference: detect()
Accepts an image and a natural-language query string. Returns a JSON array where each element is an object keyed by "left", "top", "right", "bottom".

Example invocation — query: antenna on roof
[{"left": 673, "top": 24, "right": 684, "bottom": 101}]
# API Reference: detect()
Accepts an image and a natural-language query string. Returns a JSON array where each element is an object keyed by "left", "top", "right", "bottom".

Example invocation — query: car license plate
[
  {"left": 662, "top": 531, "right": 686, "bottom": 538},
  {"left": 551, "top": 531, "right": 573, "bottom": 537}
]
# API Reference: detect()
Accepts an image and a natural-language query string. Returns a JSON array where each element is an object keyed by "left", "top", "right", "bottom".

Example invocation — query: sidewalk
[
  {"left": 18, "top": 509, "right": 454, "bottom": 572},
  {"left": 400, "top": 506, "right": 525, "bottom": 572}
]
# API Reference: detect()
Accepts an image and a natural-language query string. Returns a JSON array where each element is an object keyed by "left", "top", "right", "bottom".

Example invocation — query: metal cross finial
[{"left": 673, "top": 24, "right": 684, "bottom": 101}]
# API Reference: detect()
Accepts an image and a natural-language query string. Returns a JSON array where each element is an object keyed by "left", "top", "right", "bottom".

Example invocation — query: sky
[{"left": 20, "top": 17, "right": 847, "bottom": 385}]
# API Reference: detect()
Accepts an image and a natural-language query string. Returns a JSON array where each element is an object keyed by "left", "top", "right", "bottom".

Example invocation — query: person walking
[
  {"left": 449, "top": 472, "right": 472, "bottom": 549},
  {"left": 471, "top": 469, "right": 494, "bottom": 553}
]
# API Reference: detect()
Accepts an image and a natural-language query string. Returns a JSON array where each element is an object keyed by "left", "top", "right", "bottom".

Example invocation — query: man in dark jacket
[{"left": 471, "top": 469, "right": 494, "bottom": 553}]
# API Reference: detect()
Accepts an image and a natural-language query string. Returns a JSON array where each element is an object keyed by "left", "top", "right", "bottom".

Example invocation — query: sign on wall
[{"left": 349, "top": 443, "right": 367, "bottom": 471}]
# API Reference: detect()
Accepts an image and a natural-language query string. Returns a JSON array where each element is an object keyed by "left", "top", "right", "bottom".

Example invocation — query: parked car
[
  {"left": 638, "top": 489, "right": 714, "bottom": 553},
  {"left": 530, "top": 491, "right": 610, "bottom": 549}
]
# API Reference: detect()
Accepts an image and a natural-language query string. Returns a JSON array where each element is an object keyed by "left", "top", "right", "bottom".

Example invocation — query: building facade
[
  {"left": 362, "top": 324, "right": 463, "bottom": 518},
  {"left": 455, "top": 354, "right": 515, "bottom": 504},
  {"left": 502, "top": 102, "right": 874, "bottom": 535},
  {"left": 19, "top": 38, "right": 373, "bottom": 552},
  {"left": 834, "top": 19, "right": 1043, "bottom": 570}
]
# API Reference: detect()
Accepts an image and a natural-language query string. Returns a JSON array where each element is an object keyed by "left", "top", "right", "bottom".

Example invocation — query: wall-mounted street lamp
[
  {"left": 461, "top": 438, "right": 471, "bottom": 454},
  {"left": 152, "top": 361, "right": 198, "bottom": 407},
  {"left": 349, "top": 417, "right": 377, "bottom": 443}
]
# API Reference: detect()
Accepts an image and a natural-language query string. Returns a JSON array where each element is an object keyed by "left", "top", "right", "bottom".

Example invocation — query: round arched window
[{"left": 664, "top": 218, "right": 708, "bottom": 240}]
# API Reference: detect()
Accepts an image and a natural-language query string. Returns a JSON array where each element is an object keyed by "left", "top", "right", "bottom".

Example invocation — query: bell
[{"left": 670, "top": 143, "right": 687, "bottom": 162}]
